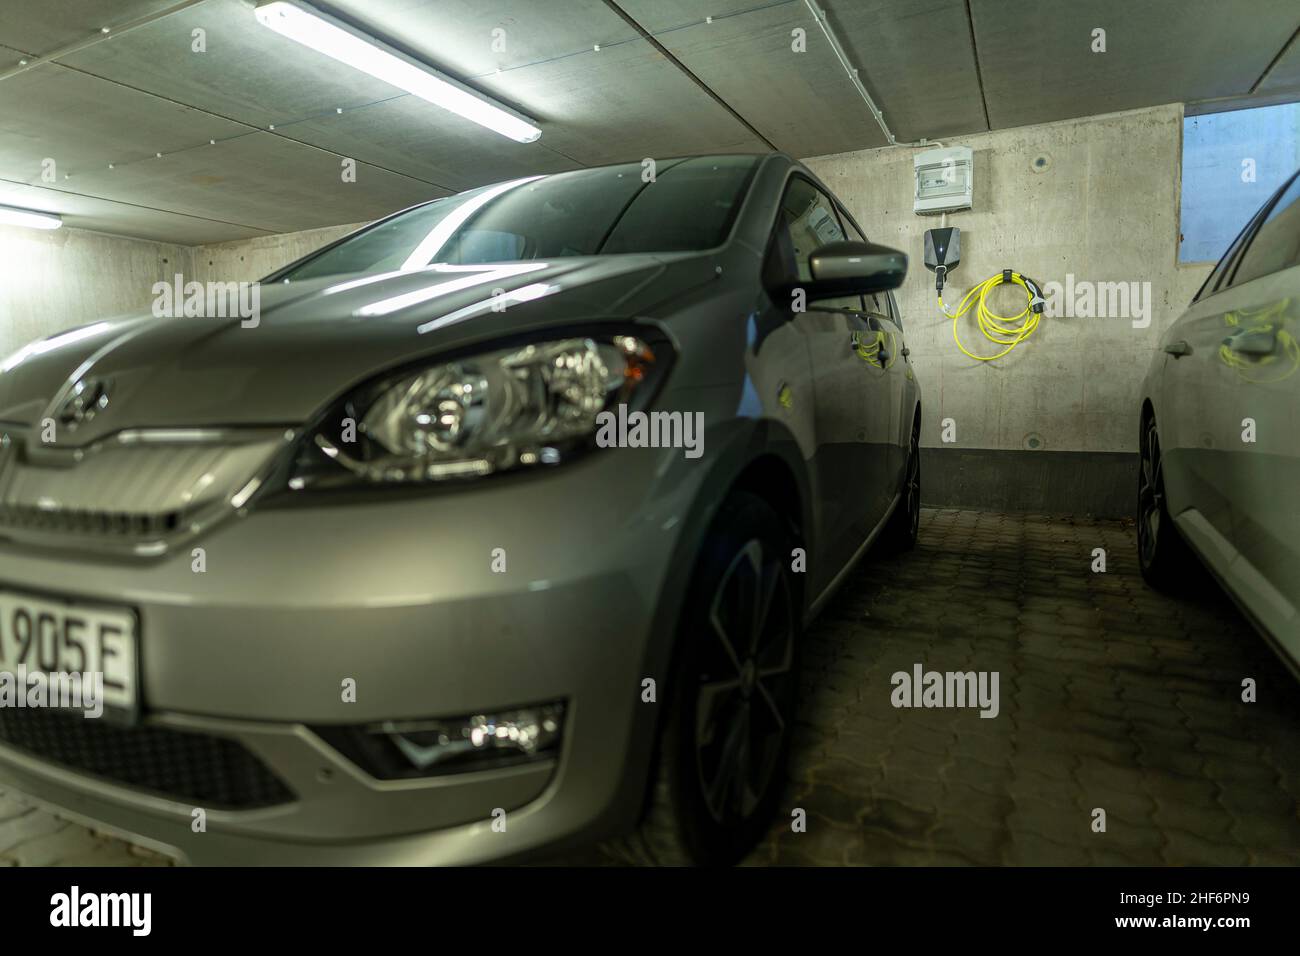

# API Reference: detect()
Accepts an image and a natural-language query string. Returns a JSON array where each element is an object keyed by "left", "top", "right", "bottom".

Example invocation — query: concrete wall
[
  {"left": 191, "top": 222, "right": 367, "bottom": 284},
  {"left": 804, "top": 103, "right": 1215, "bottom": 516},
  {"left": 0, "top": 225, "right": 191, "bottom": 358},
  {"left": 0, "top": 219, "right": 365, "bottom": 362}
]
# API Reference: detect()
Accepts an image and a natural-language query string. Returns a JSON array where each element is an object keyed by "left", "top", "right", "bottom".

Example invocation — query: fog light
[{"left": 313, "top": 702, "right": 564, "bottom": 779}]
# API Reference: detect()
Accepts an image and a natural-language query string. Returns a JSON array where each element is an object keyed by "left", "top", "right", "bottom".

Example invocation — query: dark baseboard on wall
[{"left": 919, "top": 447, "right": 1139, "bottom": 519}]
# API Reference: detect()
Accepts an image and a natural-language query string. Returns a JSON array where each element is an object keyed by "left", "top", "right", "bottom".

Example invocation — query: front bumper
[{"left": 0, "top": 441, "right": 701, "bottom": 865}]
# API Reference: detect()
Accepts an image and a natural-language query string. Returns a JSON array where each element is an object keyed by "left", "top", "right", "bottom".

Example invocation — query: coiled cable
[{"left": 940, "top": 269, "right": 1046, "bottom": 362}]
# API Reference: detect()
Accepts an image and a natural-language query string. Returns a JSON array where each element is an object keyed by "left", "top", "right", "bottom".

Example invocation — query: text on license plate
[{"left": 0, "top": 591, "right": 137, "bottom": 713}]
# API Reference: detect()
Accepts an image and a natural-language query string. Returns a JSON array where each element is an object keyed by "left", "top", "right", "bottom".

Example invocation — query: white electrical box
[{"left": 913, "top": 145, "right": 973, "bottom": 215}]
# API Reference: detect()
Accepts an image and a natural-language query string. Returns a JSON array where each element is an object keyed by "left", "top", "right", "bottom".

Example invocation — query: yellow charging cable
[
  {"left": 853, "top": 329, "right": 895, "bottom": 368},
  {"left": 1218, "top": 326, "right": 1299, "bottom": 383},
  {"left": 940, "top": 270, "right": 1045, "bottom": 362},
  {"left": 1218, "top": 299, "right": 1298, "bottom": 383}
]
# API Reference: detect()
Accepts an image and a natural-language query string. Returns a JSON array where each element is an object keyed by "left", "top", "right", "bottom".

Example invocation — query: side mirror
[{"left": 805, "top": 241, "right": 907, "bottom": 300}]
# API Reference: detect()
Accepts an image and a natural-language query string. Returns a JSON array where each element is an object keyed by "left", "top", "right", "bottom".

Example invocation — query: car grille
[
  {"left": 0, "top": 432, "right": 284, "bottom": 551},
  {"left": 0, "top": 503, "right": 183, "bottom": 537},
  {"left": 0, "top": 708, "right": 295, "bottom": 809}
]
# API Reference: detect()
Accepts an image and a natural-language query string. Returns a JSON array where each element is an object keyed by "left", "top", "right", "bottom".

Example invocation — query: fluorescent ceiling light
[
  {"left": 254, "top": 1, "right": 541, "bottom": 143},
  {"left": 0, "top": 204, "right": 62, "bottom": 230}
]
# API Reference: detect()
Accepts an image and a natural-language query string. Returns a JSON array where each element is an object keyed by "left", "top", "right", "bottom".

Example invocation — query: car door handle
[{"left": 1163, "top": 340, "right": 1192, "bottom": 358}]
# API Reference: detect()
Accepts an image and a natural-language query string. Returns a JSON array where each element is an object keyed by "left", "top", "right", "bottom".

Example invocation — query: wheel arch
[{"left": 595, "top": 419, "right": 813, "bottom": 839}]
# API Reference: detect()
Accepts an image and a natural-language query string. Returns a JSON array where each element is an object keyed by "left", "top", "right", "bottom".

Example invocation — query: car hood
[{"left": 0, "top": 253, "right": 716, "bottom": 443}]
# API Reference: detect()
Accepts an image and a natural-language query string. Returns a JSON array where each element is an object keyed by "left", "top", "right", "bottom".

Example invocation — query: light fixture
[
  {"left": 254, "top": 0, "right": 541, "bottom": 143},
  {"left": 312, "top": 703, "right": 566, "bottom": 778},
  {"left": 0, "top": 204, "right": 62, "bottom": 231}
]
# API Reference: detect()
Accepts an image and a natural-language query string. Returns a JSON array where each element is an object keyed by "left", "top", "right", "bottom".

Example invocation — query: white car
[{"left": 1139, "top": 168, "right": 1300, "bottom": 674}]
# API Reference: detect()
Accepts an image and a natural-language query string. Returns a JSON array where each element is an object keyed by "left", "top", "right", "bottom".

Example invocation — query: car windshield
[{"left": 279, "top": 155, "right": 760, "bottom": 282}]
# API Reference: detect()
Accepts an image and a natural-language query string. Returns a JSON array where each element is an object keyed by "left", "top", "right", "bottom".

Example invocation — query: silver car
[
  {"left": 0, "top": 153, "right": 920, "bottom": 865},
  {"left": 1139, "top": 167, "right": 1300, "bottom": 675}
]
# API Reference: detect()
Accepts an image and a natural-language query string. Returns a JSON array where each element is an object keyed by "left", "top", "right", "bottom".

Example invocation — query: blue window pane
[{"left": 1180, "top": 103, "right": 1300, "bottom": 263}]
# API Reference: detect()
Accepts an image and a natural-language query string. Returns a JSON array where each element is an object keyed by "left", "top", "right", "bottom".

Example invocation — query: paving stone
[
  {"left": 0, "top": 792, "right": 31, "bottom": 822},
  {"left": 3, "top": 826, "right": 142, "bottom": 867},
  {"left": 752, "top": 510, "right": 1300, "bottom": 865},
  {"left": 1159, "top": 827, "right": 1252, "bottom": 866},
  {"left": 0, "top": 807, "right": 65, "bottom": 850},
  {"left": 1003, "top": 832, "right": 1094, "bottom": 866},
  {"left": 925, "top": 816, "right": 1009, "bottom": 865},
  {"left": 765, "top": 819, "right": 862, "bottom": 866}
]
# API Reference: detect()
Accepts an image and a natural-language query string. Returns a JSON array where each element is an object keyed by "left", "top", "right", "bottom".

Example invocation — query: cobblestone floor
[
  {"left": 2, "top": 509, "right": 1297, "bottom": 866},
  {"left": 750, "top": 508, "right": 1300, "bottom": 865}
]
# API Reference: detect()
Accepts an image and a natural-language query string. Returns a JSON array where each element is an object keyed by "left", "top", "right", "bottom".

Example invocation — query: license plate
[{"left": 0, "top": 590, "right": 138, "bottom": 716}]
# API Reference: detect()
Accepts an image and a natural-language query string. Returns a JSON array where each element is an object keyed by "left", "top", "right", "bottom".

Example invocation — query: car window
[
  {"left": 278, "top": 156, "right": 759, "bottom": 282},
  {"left": 1194, "top": 204, "right": 1262, "bottom": 303},
  {"left": 769, "top": 177, "right": 862, "bottom": 312},
  {"left": 1227, "top": 171, "right": 1300, "bottom": 288},
  {"left": 601, "top": 155, "right": 759, "bottom": 254},
  {"left": 840, "top": 210, "right": 866, "bottom": 244},
  {"left": 887, "top": 290, "right": 904, "bottom": 331},
  {"left": 838, "top": 211, "right": 880, "bottom": 315},
  {"left": 839, "top": 205, "right": 899, "bottom": 326}
]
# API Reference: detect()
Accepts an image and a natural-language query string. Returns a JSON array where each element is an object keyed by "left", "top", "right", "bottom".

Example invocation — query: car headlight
[{"left": 288, "top": 333, "right": 662, "bottom": 488}]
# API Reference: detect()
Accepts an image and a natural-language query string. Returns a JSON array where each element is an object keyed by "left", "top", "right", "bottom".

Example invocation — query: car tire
[
  {"left": 609, "top": 491, "right": 801, "bottom": 866},
  {"left": 1137, "top": 412, "right": 1195, "bottom": 590},
  {"left": 879, "top": 412, "right": 921, "bottom": 553}
]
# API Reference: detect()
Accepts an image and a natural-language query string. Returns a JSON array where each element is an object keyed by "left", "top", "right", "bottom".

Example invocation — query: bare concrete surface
[
  {"left": 807, "top": 104, "right": 1216, "bottom": 461},
  {"left": 3, "top": 509, "right": 1297, "bottom": 866}
]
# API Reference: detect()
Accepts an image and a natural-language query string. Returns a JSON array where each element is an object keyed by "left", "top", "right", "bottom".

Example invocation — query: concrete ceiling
[{"left": 1, "top": 0, "right": 1297, "bottom": 245}]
